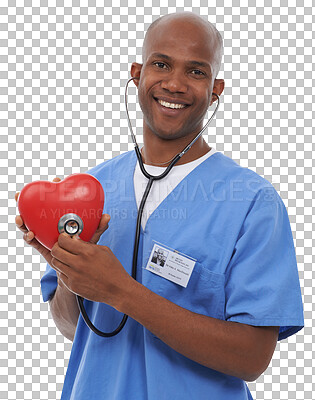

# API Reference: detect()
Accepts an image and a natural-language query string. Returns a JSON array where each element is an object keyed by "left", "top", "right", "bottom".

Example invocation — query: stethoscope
[{"left": 74, "top": 77, "right": 220, "bottom": 337}]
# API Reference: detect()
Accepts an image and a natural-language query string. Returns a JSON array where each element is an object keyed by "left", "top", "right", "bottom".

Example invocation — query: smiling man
[
  {"left": 16, "top": 12, "right": 304, "bottom": 400},
  {"left": 133, "top": 12, "right": 224, "bottom": 161}
]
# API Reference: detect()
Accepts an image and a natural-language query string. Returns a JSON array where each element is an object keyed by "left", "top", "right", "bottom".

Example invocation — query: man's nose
[{"left": 160, "top": 71, "right": 188, "bottom": 93}]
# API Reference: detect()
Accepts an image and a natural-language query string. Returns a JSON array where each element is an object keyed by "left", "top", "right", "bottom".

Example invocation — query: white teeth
[{"left": 158, "top": 99, "right": 186, "bottom": 109}]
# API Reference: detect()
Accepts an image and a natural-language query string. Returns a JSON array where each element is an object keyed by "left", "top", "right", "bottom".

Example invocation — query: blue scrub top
[{"left": 41, "top": 150, "right": 304, "bottom": 400}]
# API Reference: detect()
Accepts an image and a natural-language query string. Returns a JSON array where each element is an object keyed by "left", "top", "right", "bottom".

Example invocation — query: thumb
[{"left": 89, "top": 214, "right": 110, "bottom": 244}]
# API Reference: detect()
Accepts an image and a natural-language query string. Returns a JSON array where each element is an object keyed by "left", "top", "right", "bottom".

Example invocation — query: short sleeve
[
  {"left": 225, "top": 187, "right": 304, "bottom": 341},
  {"left": 40, "top": 263, "right": 58, "bottom": 302}
]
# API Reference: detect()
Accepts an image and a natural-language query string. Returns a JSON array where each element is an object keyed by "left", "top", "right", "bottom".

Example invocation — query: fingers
[
  {"left": 52, "top": 177, "right": 61, "bottom": 182},
  {"left": 15, "top": 215, "right": 37, "bottom": 244},
  {"left": 23, "top": 230, "right": 35, "bottom": 245},
  {"left": 57, "top": 233, "right": 83, "bottom": 255},
  {"left": 90, "top": 214, "right": 110, "bottom": 244},
  {"left": 15, "top": 214, "right": 51, "bottom": 261},
  {"left": 15, "top": 215, "right": 28, "bottom": 234},
  {"left": 51, "top": 238, "right": 78, "bottom": 265},
  {"left": 15, "top": 215, "right": 34, "bottom": 244},
  {"left": 99, "top": 213, "right": 111, "bottom": 227},
  {"left": 51, "top": 256, "right": 71, "bottom": 277}
]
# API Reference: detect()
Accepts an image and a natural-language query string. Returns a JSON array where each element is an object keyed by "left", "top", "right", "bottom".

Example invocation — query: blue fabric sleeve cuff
[
  {"left": 227, "top": 316, "right": 304, "bottom": 341},
  {"left": 278, "top": 325, "right": 304, "bottom": 341},
  {"left": 40, "top": 263, "right": 58, "bottom": 302}
]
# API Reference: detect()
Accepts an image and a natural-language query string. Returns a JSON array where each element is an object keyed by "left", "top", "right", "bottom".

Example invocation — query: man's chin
[
  {"left": 150, "top": 125, "right": 191, "bottom": 141},
  {"left": 144, "top": 118, "right": 200, "bottom": 142},
  {"left": 155, "top": 128, "right": 200, "bottom": 143}
]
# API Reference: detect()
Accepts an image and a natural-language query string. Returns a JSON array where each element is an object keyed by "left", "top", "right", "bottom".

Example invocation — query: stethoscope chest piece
[{"left": 58, "top": 213, "right": 84, "bottom": 236}]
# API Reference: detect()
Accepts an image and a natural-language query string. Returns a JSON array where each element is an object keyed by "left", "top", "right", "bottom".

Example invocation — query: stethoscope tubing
[{"left": 76, "top": 77, "right": 220, "bottom": 337}]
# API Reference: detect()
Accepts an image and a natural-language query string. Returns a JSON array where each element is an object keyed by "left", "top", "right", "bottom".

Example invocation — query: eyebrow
[{"left": 150, "top": 53, "right": 211, "bottom": 70}]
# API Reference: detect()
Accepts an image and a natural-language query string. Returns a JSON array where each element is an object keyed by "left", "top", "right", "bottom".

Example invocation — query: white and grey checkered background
[{"left": 0, "top": 0, "right": 314, "bottom": 399}]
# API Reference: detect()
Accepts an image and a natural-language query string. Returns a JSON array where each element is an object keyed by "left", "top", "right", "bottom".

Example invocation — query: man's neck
[{"left": 141, "top": 131, "right": 211, "bottom": 167}]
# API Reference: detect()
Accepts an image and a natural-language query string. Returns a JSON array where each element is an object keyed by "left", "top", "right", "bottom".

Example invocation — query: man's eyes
[
  {"left": 152, "top": 62, "right": 206, "bottom": 77},
  {"left": 153, "top": 62, "right": 167, "bottom": 69},
  {"left": 191, "top": 69, "right": 205, "bottom": 76}
]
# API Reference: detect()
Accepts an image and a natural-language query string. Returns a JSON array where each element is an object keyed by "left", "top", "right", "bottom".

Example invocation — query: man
[
  {"left": 16, "top": 12, "right": 304, "bottom": 400},
  {"left": 151, "top": 248, "right": 166, "bottom": 266}
]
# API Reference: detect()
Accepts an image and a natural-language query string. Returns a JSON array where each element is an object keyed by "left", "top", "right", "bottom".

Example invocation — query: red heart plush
[{"left": 18, "top": 174, "right": 105, "bottom": 250}]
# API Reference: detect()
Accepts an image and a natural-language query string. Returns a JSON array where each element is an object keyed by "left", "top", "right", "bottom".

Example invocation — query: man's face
[{"left": 132, "top": 18, "right": 220, "bottom": 141}]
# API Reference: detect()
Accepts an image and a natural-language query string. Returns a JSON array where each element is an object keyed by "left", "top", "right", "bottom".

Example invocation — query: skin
[
  {"left": 15, "top": 13, "right": 279, "bottom": 381},
  {"left": 15, "top": 178, "right": 108, "bottom": 340},
  {"left": 131, "top": 13, "right": 225, "bottom": 165}
]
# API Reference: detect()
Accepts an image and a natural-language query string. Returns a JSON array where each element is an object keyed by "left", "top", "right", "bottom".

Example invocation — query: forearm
[
  {"left": 49, "top": 281, "right": 80, "bottom": 341},
  {"left": 116, "top": 279, "right": 275, "bottom": 381}
]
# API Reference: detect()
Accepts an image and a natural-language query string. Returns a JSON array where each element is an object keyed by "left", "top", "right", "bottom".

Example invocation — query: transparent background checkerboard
[{"left": 1, "top": 0, "right": 314, "bottom": 399}]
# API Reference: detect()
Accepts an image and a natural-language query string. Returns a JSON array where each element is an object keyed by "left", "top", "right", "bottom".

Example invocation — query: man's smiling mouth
[
  {"left": 158, "top": 99, "right": 186, "bottom": 109},
  {"left": 154, "top": 97, "right": 190, "bottom": 110}
]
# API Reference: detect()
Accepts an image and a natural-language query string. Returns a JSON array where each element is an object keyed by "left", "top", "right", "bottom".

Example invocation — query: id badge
[{"left": 145, "top": 242, "right": 196, "bottom": 288}]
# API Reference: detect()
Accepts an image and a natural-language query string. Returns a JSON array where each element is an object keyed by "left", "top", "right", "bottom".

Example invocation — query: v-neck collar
[{"left": 129, "top": 150, "right": 220, "bottom": 233}]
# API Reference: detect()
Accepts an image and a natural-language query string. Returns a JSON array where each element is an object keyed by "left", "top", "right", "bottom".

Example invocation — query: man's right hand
[{"left": 15, "top": 176, "right": 111, "bottom": 341}]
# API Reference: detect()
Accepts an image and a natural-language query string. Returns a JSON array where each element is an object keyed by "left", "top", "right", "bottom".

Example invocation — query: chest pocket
[{"left": 144, "top": 261, "right": 226, "bottom": 320}]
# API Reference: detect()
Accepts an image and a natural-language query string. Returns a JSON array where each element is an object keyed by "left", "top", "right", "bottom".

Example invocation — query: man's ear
[
  {"left": 210, "top": 79, "right": 225, "bottom": 105},
  {"left": 130, "top": 63, "right": 142, "bottom": 87}
]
